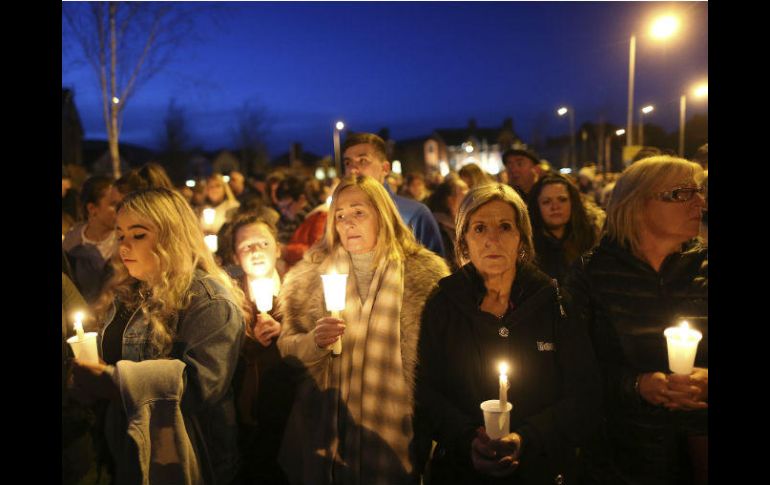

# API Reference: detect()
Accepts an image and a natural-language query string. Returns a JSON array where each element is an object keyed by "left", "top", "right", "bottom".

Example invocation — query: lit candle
[
  {"left": 204, "top": 234, "right": 218, "bottom": 253},
  {"left": 250, "top": 277, "right": 274, "bottom": 317},
  {"left": 73, "top": 311, "right": 85, "bottom": 341},
  {"left": 498, "top": 362, "right": 509, "bottom": 411},
  {"left": 202, "top": 208, "right": 216, "bottom": 229},
  {"left": 321, "top": 270, "right": 348, "bottom": 355},
  {"left": 67, "top": 311, "right": 99, "bottom": 363},
  {"left": 664, "top": 320, "right": 703, "bottom": 375}
]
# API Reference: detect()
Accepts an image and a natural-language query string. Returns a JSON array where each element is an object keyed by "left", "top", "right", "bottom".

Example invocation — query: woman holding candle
[
  {"left": 415, "top": 183, "right": 601, "bottom": 484},
  {"left": 69, "top": 187, "right": 246, "bottom": 485},
  {"left": 276, "top": 174, "right": 450, "bottom": 484},
  {"left": 205, "top": 173, "right": 241, "bottom": 233},
  {"left": 564, "top": 156, "right": 708, "bottom": 484},
  {"left": 228, "top": 212, "right": 296, "bottom": 484},
  {"left": 526, "top": 173, "right": 600, "bottom": 282}
]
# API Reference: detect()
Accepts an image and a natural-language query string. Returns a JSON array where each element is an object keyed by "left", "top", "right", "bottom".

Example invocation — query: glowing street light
[
  {"left": 557, "top": 106, "right": 576, "bottom": 170},
  {"left": 333, "top": 120, "right": 345, "bottom": 175},
  {"left": 112, "top": 97, "right": 120, "bottom": 104},
  {"left": 639, "top": 105, "right": 655, "bottom": 146},
  {"left": 391, "top": 160, "right": 402, "bottom": 174},
  {"left": 679, "top": 81, "right": 708, "bottom": 156},
  {"left": 627, "top": 14, "right": 680, "bottom": 147},
  {"left": 615, "top": 129, "right": 626, "bottom": 136}
]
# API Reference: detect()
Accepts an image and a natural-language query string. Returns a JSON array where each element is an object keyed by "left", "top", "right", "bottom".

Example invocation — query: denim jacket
[{"left": 100, "top": 269, "right": 245, "bottom": 484}]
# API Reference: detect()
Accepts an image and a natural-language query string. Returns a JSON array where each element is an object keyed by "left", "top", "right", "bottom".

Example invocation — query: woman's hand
[
  {"left": 313, "top": 316, "right": 345, "bottom": 349},
  {"left": 665, "top": 367, "right": 708, "bottom": 411},
  {"left": 637, "top": 371, "right": 671, "bottom": 406},
  {"left": 70, "top": 359, "right": 119, "bottom": 403},
  {"left": 253, "top": 313, "right": 282, "bottom": 347},
  {"left": 471, "top": 427, "right": 521, "bottom": 478}
]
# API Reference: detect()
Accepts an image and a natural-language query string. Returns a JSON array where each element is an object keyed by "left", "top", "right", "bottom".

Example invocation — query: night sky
[{"left": 61, "top": 1, "right": 708, "bottom": 158}]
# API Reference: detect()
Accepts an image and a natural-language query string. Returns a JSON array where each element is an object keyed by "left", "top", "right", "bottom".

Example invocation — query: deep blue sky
[{"left": 62, "top": 1, "right": 708, "bottom": 158}]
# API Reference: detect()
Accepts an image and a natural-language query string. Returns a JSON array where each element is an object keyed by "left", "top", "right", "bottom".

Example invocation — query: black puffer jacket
[
  {"left": 415, "top": 262, "right": 601, "bottom": 485},
  {"left": 564, "top": 237, "right": 708, "bottom": 484}
]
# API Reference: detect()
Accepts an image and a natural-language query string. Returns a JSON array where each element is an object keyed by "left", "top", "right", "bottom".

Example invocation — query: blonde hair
[
  {"left": 455, "top": 183, "right": 535, "bottom": 266},
  {"left": 94, "top": 188, "right": 246, "bottom": 356},
  {"left": 308, "top": 175, "right": 422, "bottom": 264},
  {"left": 606, "top": 156, "right": 704, "bottom": 256}
]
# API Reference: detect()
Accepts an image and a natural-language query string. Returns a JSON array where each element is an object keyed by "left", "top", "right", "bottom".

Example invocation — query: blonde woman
[
  {"left": 565, "top": 156, "right": 708, "bottom": 484},
  {"left": 206, "top": 173, "right": 241, "bottom": 233},
  {"left": 70, "top": 187, "right": 246, "bottom": 485},
  {"left": 276, "top": 175, "right": 450, "bottom": 484}
]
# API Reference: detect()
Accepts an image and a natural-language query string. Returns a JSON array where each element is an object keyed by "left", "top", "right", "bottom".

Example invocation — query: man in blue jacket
[{"left": 342, "top": 133, "right": 445, "bottom": 257}]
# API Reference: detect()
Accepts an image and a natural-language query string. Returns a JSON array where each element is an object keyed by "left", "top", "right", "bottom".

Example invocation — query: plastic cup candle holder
[
  {"left": 66, "top": 311, "right": 99, "bottom": 364},
  {"left": 250, "top": 277, "right": 274, "bottom": 316},
  {"left": 663, "top": 320, "right": 703, "bottom": 375}
]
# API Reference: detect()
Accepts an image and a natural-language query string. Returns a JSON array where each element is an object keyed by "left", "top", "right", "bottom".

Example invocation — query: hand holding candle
[
  {"left": 664, "top": 320, "right": 703, "bottom": 375},
  {"left": 321, "top": 271, "right": 347, "bottom": 355}
]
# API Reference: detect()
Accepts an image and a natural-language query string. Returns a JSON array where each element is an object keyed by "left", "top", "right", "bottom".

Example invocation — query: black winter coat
[
  {"left": 415, "top": 262, "right": 601, "bottom": 485},
  {"left": 564, "top": 237, "right": 708, "bottom": 484}
]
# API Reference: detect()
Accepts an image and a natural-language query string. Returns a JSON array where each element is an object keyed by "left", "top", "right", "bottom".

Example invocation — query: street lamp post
[
  {"left": 638, "top": 105, "right": 654, "bottom": 147},
  {"left": 679, "top": 83, "right": 708, "bottom": 157},
  {"left": 627, "top": 15, "right": 680, "bottom": 148},
  {"left": 333, "top": 120, "right": 344, "bottom": 175},
  {"left": 557, "top": 106, "right": 576, "bottom": 171}
]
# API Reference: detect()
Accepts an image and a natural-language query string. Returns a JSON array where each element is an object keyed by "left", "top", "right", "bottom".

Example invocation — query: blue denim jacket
[{"left": 100, "top": 269, "right": 245, "bottom": 484}]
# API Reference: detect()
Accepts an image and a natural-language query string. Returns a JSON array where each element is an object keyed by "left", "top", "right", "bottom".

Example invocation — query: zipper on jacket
[{"left": 552, "top": 278, "right": 567, "bottom": 318}]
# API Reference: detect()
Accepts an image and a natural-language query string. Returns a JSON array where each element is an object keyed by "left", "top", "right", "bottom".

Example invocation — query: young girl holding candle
[
  {"left": 565, "top": 157, "right": 708, "bottom": 484},
  {"left": 276, "top": 175, "right": 450, "bottom": 484},
  {"left": 69, "top": 187, "right": 246, "bottom": 485},
  {"left": 227, "top": 212, "right": 296, "bottom": 484},
  {"left": 415, "top": 183, "right": 601, "bottom": 484}
]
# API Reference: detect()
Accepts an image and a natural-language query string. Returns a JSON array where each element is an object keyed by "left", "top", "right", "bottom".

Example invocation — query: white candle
[
  {"left": 664, "top": 320, "right": 703, "bottom": 375},
  {"left": 202, "top": 208, "right": 216, "bottom": 229},
  {"left": 250, "top": 277, "right": 274, "bottom": 316},
  {"left": 73, "top": 311, "right": 85, "bottom": 341},
  {"left": 321, "top": 270, "right": 347, "bottom": 355},
  {"left": 204, "top": 234, "right": 218, "bottom": 253},
  {"left": 498, "top": 362, "right": 509, "bottom": 411}
]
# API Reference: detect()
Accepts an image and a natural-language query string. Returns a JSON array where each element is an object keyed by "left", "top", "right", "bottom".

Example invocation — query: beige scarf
[{"left": 321, "top": 246, "right": 411, "bottom": 484}]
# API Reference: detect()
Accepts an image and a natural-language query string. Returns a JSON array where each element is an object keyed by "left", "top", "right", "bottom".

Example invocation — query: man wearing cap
[
  {"left": 342, "top": 133, "right": 445, "bottom": 257},
  {"left": 503, "top": 148, "right": 540, "bottom": 200}
]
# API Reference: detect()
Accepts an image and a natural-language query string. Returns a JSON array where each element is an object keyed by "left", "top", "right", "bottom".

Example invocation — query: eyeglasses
[{"left": 653, "top": 186, "right": 704, "bottom": 202}]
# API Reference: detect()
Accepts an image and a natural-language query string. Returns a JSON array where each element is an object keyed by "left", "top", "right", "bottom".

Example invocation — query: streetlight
[
  {"left": 333, "top": 120, "right": 345, "bottom": 175},
  {"left": 638, "top": 105, "right": 654, "bottom": 147},
  {"left": 557, "top": 106, "right": 576, "bottom": 171},
  {"left": 679, "top": 82, "right": 708, "bottom": 157},
  {"left": 627, "top": 14, "right": 680, "bottom": 147}
]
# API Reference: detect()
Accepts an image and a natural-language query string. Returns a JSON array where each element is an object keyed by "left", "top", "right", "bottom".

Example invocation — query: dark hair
[
  {"left": 405, "top": 172, "right": 425, "bottom": 185},
  {"left": 80, "top": 175, "right": 114, "bottom": 218},
  {"left": 527, "top": 173, "right": 596, "bottom": 265},
  {"left": 426, "top": 173, "right": 463, "bottom": 215},
  {"left": 632, "top": 146, "right": 663, "bottom": 163},
  {"left": 137, "top": 163, "right": 174, "bottom": 190},
  {"left": 502, "top": 148, "right": 539, "bottom": 166},
  {"left": 342, "top": 133, "right": 388, "bottom": 161},
  {"left": 692, "top": 143, "right": 708, "bottom": 168},
  {"left": 275, "top": 175, "right": 306, "bottom": 202}
]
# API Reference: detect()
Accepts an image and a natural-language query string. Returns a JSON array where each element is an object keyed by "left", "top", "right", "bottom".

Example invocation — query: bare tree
[
  {"left": 231, "top": 101, "right": 272, "bottom": 176},
  {"left": 63, "top": 2, "right": 198, "bottom": 178}
]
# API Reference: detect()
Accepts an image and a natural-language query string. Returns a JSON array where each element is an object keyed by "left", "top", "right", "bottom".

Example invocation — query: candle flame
[
  {"left": 73, "top": 311, "right": 83, "bottom": 323},
  {"left": 498, "top": 362, "right": 509, "bottom": 375},
  {"left": 679, "top": 320, "right": 690, "bottom": 330}
]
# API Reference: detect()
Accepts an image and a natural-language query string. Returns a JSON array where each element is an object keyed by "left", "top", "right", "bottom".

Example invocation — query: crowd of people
[{"left": 62, "top": 134, "right": 708, "bottom": 485}]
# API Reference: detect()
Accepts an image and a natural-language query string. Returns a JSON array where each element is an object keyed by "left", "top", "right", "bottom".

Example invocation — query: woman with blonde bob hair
[
  {"left": 276, "top": 174, "right": 450, "bottom": 484},
  {"left": 70, "top": 188, "right": 246, "bottom": 485},
  {"left": 416, "top": 183, "right": 601, "bottom": 484},
  {"left": 565, "top": 156, "right": 708, "bottom": 484}
]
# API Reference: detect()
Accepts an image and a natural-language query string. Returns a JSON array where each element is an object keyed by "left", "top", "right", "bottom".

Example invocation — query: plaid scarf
[{"left": 324, "top": 247, "right": 411, "bottom": 484}]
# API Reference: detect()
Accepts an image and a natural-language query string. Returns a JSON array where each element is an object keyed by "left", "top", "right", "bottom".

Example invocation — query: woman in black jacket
[
  {"left": 565, "top": 156, "right": 708, "bottom": 484},
  {"left": 415, "top": 183, "right": 601, "bottom": 484},
  {"left": 527, "top": 173, "right": 599, "bottom": 282}
]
